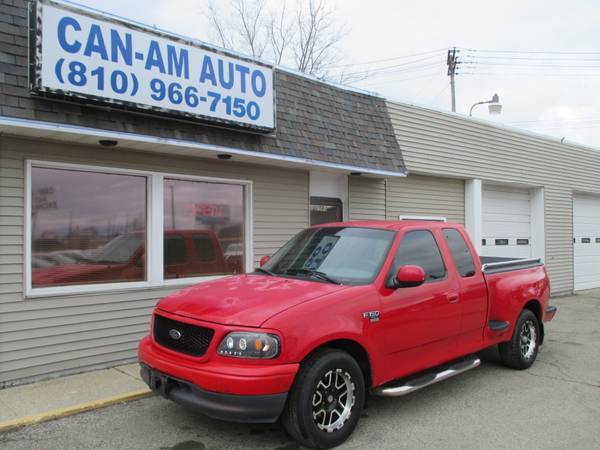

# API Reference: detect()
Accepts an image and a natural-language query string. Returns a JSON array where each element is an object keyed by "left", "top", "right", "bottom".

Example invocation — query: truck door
[
  {"left": 379, "top": 229, "right": 461, "bottom": 380},
  {"left": 441, "top": 228, "right": 488, "bottom": 354}
]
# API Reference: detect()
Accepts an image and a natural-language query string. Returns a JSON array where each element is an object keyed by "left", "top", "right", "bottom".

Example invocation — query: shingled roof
[{"left": 0, "top": 0, "right": 405, "bottom": 174}]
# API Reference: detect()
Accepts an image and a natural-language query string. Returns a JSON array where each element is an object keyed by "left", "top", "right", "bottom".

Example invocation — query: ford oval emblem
[{"left": 169, "top": 329, "right": 182, "bottom": 340}]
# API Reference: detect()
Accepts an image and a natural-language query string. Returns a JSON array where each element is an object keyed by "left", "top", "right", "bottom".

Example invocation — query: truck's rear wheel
[
  {"left": 281, "top": 348, "right": 365, "bottom": 449},
  {"left": 499, "top": 309, "right": 540, "bottom": 370}
]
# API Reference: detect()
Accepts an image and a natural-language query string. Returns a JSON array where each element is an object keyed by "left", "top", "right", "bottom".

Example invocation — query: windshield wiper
[
  {"left": 284, "top": 268, "right": 342, "bottom": 285},
  {"left": 254, "top": 267, "right": 276, "bottom": 276}
]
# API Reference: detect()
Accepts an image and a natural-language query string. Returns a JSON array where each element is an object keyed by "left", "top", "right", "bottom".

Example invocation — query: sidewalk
[{"left": 0, "top": 363, "right": 151, "bottom": 432}]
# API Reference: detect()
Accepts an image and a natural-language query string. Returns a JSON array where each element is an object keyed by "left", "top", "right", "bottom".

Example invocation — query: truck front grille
[{"left": 153, "top": 314, "right": 214, "bottom": 357}]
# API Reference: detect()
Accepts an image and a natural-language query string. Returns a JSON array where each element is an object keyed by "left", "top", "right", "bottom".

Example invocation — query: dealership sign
[{"left": 31, "top": 0, "right": 275, "bottom": 131}]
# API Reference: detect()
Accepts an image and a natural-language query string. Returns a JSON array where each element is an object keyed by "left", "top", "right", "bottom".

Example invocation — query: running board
[{"left": 373, "top": 356, "right": 481, "bottom": 397}]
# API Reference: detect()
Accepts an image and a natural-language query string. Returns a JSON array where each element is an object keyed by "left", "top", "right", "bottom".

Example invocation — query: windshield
[
  {"left": 92, "top": 234, "right": 143, "bottom": 264},
  {"left": 262, "top": 227, "right": 395, "bottom": 285}
]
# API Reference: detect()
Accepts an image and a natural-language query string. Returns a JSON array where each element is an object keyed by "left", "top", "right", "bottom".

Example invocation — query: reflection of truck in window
[{"left": 32, "top": 230, "right": 235, "bottom": 288}]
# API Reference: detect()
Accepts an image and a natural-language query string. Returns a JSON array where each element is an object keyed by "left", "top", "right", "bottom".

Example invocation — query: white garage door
[
  {"left": 573, "top": 195, "right": 600, "bottom": 291},
  {"left": 481, "top": 185, "right": 531, "bottom": 259}
]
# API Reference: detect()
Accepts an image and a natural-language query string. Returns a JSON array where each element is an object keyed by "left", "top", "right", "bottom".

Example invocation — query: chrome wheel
[
  {"left": 520, "top": 319, "right": 537, "bottom": 359},
  {"left": 312, "top": 368, "right": 356, "bottom": 433}
]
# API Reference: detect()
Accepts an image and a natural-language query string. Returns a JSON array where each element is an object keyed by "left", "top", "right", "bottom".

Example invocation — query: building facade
[{"left": 1, "top": 0, "right": 600, "bottom": 387}]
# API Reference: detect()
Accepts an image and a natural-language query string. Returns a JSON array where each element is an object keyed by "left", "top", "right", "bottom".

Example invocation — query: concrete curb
[{"left": 0, "top": 389, "right": 153, "bottom": 433}]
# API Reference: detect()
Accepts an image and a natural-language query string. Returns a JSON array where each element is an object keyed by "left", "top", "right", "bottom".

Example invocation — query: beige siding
[
  {"left": 387, "top": 101, "right": 600, "bottom": 294},
  {"left": 386, "top": 175, "right": 464, "bottom": 224},
  {"left": 348, "top": 177, "right": 386, "bottom": 220},
  {"left": 0, "top": 136, "right": 308, "bottom": 386}
]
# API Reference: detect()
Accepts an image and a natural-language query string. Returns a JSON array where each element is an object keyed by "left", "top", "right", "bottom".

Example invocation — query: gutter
[{"left": 0, "top": 116, "right": 407, "bottom": 177}]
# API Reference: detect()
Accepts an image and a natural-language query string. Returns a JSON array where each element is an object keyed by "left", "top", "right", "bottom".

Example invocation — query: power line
[
  {"left": 458, "top": 47, "right": 600, "bottom": 55},
  {"left": 330, "top": 54, "right": 443, "bottom": 77},
  {"left": 356, "top": 72, "right": 441, "bottom": 87},
  {"left": 462, "top": 54, "right": 600, "bottom": 62},
  {"left": 327, "top": 48, "right": 447, "bottom": 69}
]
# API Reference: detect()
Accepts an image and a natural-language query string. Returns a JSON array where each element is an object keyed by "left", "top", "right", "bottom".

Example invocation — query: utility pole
[{"left": 447, "top": 48, "right": 459, "bottom": 112}]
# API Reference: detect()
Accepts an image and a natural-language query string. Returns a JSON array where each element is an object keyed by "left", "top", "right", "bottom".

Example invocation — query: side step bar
[
  {"left": 373, "top": 356, "right": 481, "bottom": 397},
  {"left": 488, "top": 320, "right": 509, "bottom": 331}
]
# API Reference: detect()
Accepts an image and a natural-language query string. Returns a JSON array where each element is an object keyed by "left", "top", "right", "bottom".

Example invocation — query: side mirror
[
  {"left": 395, "top": 265, "right": 425, "bottom": 288},
  {"left": 259, "top": 255, "right": 270, "bottom": 267}
]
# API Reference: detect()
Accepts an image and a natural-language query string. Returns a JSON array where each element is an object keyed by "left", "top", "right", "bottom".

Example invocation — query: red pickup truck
[{"left": 138, "top": 220, "right": 556, "bottom": 449}]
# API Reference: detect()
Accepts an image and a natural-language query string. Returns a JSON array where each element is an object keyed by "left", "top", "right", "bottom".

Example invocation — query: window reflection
[
  {"left": 163, "top": 178, "right": 245, "bottom": 278},
  {"left": 31, "top": 167, "right": 147, "bottom": 288}
]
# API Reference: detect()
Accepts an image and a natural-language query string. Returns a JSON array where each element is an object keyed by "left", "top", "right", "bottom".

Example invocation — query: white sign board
[{"left": 32, "top": 0, "right": 275, "bottom": 131}]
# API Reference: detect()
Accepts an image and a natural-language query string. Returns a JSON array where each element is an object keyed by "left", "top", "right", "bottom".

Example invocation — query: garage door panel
[
  {"left": 483, "top": 222, "right": 530, "bottom": 238},
  {"left": 481, "top": 185, "right": 532, "bottom": 259},
  {"left": 574, "top": 194, "right": 600, "bottom": 291},
  {"left": 483, "top": 212, "right": 530, "bottom": 223}
]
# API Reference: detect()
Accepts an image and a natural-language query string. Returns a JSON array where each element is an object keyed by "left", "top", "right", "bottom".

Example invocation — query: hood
[
  {"left": 31, "top": 264, "right": 114, "bottom": 285},
  {"left": 157, "top": 274, "right": 351, "bottom": 327}
]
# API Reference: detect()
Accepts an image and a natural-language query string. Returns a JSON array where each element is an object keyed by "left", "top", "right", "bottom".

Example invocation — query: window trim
[
  {"left": 24, "top": 160, "right": 253, "bottom": 298},
  {"left": 389, "top": 229, "right": 448, "bottom": 285}
]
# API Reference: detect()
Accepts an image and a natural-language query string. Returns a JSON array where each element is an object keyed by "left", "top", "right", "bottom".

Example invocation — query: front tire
[
  {"left": 499, "top": 309, "right": 540, "bottom": 370},
  {"left": 281, "top": 348, "right": 365, "bottom": 449}
]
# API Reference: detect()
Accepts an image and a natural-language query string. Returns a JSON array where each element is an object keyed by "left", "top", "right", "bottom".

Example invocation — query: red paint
[
  {"left": 139, "top": 220, "right": 554, "bottom": 396},
  {"left": 396, "top": 265, "right": 425, "bottom": 286},
  {"left": 259, "top": 255, "right": 270, "bottom": 267}
]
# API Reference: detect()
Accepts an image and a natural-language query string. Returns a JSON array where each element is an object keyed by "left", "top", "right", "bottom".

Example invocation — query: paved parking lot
[{"left": 1, "top": 291, "right": 599, "bottom": 450}]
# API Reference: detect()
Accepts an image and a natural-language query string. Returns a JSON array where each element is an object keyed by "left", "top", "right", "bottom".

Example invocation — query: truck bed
[{"left": 480, "top": 256, "right": 543, "bottom": 274}]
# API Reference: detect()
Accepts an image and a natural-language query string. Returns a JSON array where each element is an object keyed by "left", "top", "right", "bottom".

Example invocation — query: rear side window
[
  {"left": 193, "top": 235, "right": 217, "bottom": 262},
  {"left": 393, "top": 230, "right": 446, "bottom": 282},
  {"left": 164, "top": 235, "right": 187, "bottom": 265},
  {"left": 443, "top": 228, "right": 476, "bottom": 277}
]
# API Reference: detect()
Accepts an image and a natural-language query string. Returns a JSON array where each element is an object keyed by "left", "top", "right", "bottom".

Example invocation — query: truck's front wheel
[
  {"left": 499, "top": 309, "right": 540, "bottom": 370},
  {"left": 281, "top": 348, "right": 365, "bottom": 449}
]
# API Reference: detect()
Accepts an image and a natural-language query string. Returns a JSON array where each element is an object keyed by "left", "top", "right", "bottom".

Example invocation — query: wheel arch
[
  {"left": 523, "top": 299, "right": 545, "bottom": 344},
  {"left": 302, "top": 339, "right": 373, "bottom": 388}
]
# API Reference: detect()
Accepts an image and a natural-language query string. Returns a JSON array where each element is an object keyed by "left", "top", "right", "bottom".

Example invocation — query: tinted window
[
  {"left": 30, "top": 167, "right": 147, "bottom": 288},
  {"left": 193, "top": 235, "right": 217, "bottom": 262},
  {"left": 164, "top": 235, "right": 187, "bottom": 265},
  {"left": 393, "top": 230, "right": 446, "bottom": 282},
  {"left": 164, "top": 178, "right": 244, "bottom": 276},
  {"left": 443, "top": 228, "right": 476, "bottom": 277}
]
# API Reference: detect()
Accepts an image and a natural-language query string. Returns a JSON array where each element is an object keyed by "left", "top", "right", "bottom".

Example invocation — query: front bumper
[
  {"left": 140, "top": 363, "right": 287, "bottom": 423},
  {"left": 138, "top": 336, "right": 299, "bottom": 423}
]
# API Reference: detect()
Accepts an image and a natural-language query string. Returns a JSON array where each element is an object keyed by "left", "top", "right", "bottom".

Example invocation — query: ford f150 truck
[{"left": 138, "top": 220, "right": 557, "bottom": 449}]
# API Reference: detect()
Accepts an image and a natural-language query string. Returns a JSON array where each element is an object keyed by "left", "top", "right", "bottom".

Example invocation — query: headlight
[{"left": 217, "top": 332, "right": 280, "bottom": 359}]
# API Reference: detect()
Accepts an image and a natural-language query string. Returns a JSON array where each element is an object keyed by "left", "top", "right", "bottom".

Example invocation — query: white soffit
[{"left": 0, "top": 116, "right": 406, "bottom": 178}]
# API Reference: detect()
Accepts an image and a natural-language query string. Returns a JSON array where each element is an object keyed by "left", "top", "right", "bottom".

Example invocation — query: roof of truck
[{"left": 315, "top": 220, "right": 462, "bottom": 231}]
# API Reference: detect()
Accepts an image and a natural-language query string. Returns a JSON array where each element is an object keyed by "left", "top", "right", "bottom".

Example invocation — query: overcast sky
[{"left": 74, "top": 0, "right": 600, "bottom": 149}]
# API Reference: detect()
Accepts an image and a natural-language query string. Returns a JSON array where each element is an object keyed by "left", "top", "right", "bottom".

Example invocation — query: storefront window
[
  {"left": 31, "top": 167, "right": 147, "bottom": 288},
  {"left": 163, "top": 178, "right": 245, "bottom": 278}
]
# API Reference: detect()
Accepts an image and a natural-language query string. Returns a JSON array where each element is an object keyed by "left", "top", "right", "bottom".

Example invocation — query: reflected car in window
[{"left": 32, "top": 230, "right": 232, "bottom": 288}]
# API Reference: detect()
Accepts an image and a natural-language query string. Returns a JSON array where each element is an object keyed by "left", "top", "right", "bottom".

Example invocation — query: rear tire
[
  {"left": 281, "top": 348, "right": 365, "bottom": 449},
  {"left": 499, "top": 309, "right": 540, "bottom": 370}
]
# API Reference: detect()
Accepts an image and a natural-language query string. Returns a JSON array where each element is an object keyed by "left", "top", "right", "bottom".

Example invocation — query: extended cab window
[
  {"left": 393, "top": 230, "right": 446, "bottom": 282},
  {"left": 443, "top": 228, "right": 476, "bottom": 277}
]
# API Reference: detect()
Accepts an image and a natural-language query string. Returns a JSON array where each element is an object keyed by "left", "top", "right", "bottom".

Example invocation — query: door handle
[{"left": 447, "top": 293, "right": 459, "bottom": 303}]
